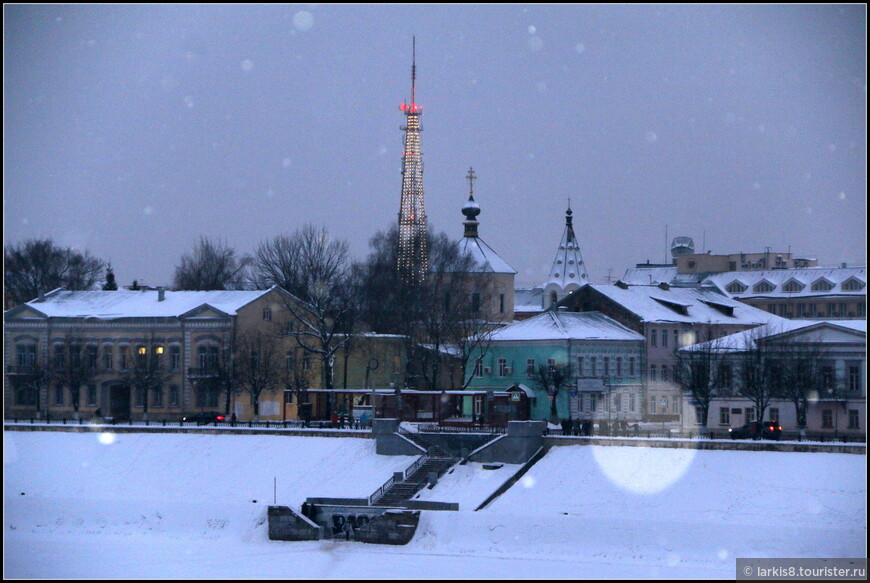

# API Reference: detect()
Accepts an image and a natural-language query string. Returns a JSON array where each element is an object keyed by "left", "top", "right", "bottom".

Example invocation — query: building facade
[
  {"left": 464, "top": 309, "right": 645, "bottom": 424},
  {"left": 558, "top": 282, "right": 781, "bottom": 421},
  {"left": 4, "top": 287, "right": 317, "bottom": 422},
  {"left": 678, "top": 320, "right": 866, "bottom": 437}
]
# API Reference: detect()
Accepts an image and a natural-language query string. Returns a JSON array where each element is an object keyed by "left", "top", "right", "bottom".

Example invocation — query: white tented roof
[
  {"left": 10, "top": 288, "right": 277, "bottom": 319},
  {"left": 587, "top": 284, "right": 781, "bottom": 325},
  {"left": 489, "top": 310, "right": 644, "bottom": 342}
]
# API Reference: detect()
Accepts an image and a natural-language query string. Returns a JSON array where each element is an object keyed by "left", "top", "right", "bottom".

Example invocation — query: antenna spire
[{"left": 411, "top": 36, "right": 417, "bottom": 107}]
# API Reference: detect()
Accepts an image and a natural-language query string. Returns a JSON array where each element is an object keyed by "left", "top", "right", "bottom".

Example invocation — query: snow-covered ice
[{"left": 4, "top": 429, "right": 865, "bottom": 579}]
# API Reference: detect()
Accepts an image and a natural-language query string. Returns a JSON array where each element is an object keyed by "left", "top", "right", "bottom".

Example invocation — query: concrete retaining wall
[
  {"left": 543, "top": 435, "right": 866, "bottom": 455},
  {"left": 372, "top": 419, "right": 426, "bottom": 456},
  {"left": 267, "top": 506, "right": 322, "bottom": 541},
  {"left": 467, "top": 420, "right": 546, "bottom": 464}
]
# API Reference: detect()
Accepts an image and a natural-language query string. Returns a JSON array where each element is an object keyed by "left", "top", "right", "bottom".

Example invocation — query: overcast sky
[{"left": 4, "top": 4, "right": 866, "bottom": 289}]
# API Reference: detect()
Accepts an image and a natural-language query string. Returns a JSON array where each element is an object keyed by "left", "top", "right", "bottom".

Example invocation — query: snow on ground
[
  {"left": 3, "top": 429, "right": 866, "bottom": 579},
  {"left": 413, "top": 460, "right": 523, "bottom": 510}
]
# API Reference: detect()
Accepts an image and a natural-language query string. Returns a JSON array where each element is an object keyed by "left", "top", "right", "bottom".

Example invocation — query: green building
[{"left": 464, "top": 308, "right": 646, "bottom": 423}]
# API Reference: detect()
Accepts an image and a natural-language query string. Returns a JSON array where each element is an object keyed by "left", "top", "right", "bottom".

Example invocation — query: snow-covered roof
[
  {"left": 514, "top": 287, "right": 544, "bottom": 312},
  {"left": 8, "top": 288, "right": 278, "bottom": 320},
  {"left": 681, "top": 319, "right": 867, "bottom": 353},
  {"left": 586, "top": 284, "right": 781, "bottom": 325},
  {"left": 489, "top": 310, "right": 644, "bottom": 342},
  {"left": 458, "top": 236, "right": 516, "bottom": 274},
  {"left": 704, "top": 266, "right": 866, "bottom": 299},
  {"left": 620, "top": 266, "right": 713, "bottom": 288}
]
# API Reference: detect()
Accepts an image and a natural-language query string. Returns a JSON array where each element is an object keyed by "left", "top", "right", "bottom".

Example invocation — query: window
[
  {"left": 135, "top": 346, "right": 147, "bottom": 369},
  {"left": 286, "top": 352, "right": 296, "bottom": 371},
  {"left": 53, "top": 344, "right": 65, "bottom": 369},
  {"left": 526, "top": 359, "right": 535, "bottom": 377},
  {"left": 14, "top": 381, "right": 37, "bottom": 406},
  {"left": 661, "top": 364, "right": 669, "bottom": 382},
  {"left": 392, "top": 356, "right": 401, "bottom": 375},
  {"left": 650, "top": 329, "right": 657, "bottom": 347},
  {"left": 650, "top": 396, "right": 656, "bottom": 413},
  {"left": 135, "top": 388, "right": 145, "bottom": 407},
  {"left": 747, "top": 408, "right": 756, "bottom": 422},
  {"left": 848, "top": 365, "right": 861, "bottom": 393},
  {"left": 153, "top": 387, "right": 163, "bottom": 408},
  {"left": 285, "top": 390, "right": 294, "bottom": 404},
  {"left": 695, "top": 407, "right": 704, "bottom": 425},
  {"left": 615, "top": 393, "right": 622, "bottom": 412},
  {"left": 103, "top": 346, "right": 114, "bottom": 370},
  {"left": 629, "top": 393, "right": 635, "bottom": 412},
  {"left": 249, "top": 350, "right": 260, "bottom": 370},
  {"left": 55, "top": 385, "right": 64, "bottom": 406},
  {"left": 726, "top": 281, "right": 747, "bottom": 294},
  {"left": 673, "top": 329, "right": 679, "bottom": 347},
  {"left": 120, "top": 346, "right": 130, "bottom": 370},
  {"left": 661, "top": 396, "right": 668, "bottom": 412},
  {"left": 86, "top": 384, "right": 97, "bottom": 406},
  {"left": 577, "top": 357, "right": 584, "bottom": 377},
  {"left": 812, "top": 279, "right": 834, "bottom": 292},
  {"left": 807, "top": 303, "right": 817, "bottom": 317},
  {"left": 717, "top": 364, "right": 733, "bottom": 391},
  {"left": 474, "top": 359, "right": 483, "bottom": 377},
  {"left": 628, "top": 357, "right": 635, "bottom": 376},
  {"left": 86, "top": 345, "right": 98, "bottom": 369},
  {"left": 198, "top": 345, "right": 219, "bottom": 371},
  {"left": 827, "top": 303, "right": 836, "bottom": 317},
  {"left": 16, "top": 344, "right": 36, "bottom": 368},
  {"left": 499, "top": 293, "right": 505, "bottom": 314},
  {"left": 649, "top": 365, "right": 657, "bottom": 381},
  {"left": 263, "top": 308, "right": 272, "bottom": 321},
  {"left": 577, "top": 394, "right": 584, "bottom": 412},
  {"left": 768, "top": 407, "right": 779, "bottom": 422},
  {"left": 471, "top": 292, "right": 481, "bottom": 313},
  {"left": 719, "top": 407, "right": 730, "bottom": 425},
  {"left": 672, "top": 398, "right": 679, "bottom": 414},
  {"left": 848, "top": 410, "right": 860, "bottom": 429},
  {"left": 590, "top": 357, "right": 597, "bottom": 377},
  {"left": 820, "top": 365, "right": 835, "bottom": 390},
  {"left": 662, "top": 329, "right": 668, "bottom": 347},
  {"left": 753, "top": 280, "right": 775, "bottom": 293},
  {"left": 782, "top": 279, "right": 804, "bottom": 293},
  {"left": 498, "top": 358, "right": 508, "bottom": 377},
  {"left": 170, "top": 346, "right": 181, "bottom": 372},
  {"left": 302, "top": 353, "right": 312, "bottom": 371},
  {"left": 591, "top": 395, "right": 597, "bottom": 412},
  {"left": 822, "top": 409, "right": 833, "bottom": 428},
  {"left": 616, "top": 357, "right": 622, "bottom": 376},
  {"left": 603, "top": 357, "right": 610, "bottom": 376},
  {"left": 841, "top": 278, "right": 865, "bottom": 292},
  {"left": 169, "top": 385, "right": 180, "bottom": 407}
]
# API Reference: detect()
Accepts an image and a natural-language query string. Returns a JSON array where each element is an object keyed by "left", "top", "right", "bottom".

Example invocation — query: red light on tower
[{"left": 400, "top": 103, "right": 408, "bottom": 111}]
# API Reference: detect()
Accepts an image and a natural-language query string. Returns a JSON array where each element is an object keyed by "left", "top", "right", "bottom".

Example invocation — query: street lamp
[{"left": 366, "top": 357, "right": 378, "bottom": 423}]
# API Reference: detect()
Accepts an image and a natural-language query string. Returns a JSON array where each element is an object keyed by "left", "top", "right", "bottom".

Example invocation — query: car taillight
[
  {"left": 217, "top": 416, "right": 225, "bottom": 421},
  {"left": 769, "top": 426, "right": 774, "bottom": 431}
]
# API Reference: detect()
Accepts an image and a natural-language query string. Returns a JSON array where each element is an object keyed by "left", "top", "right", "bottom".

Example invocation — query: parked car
[
  {"left": 182, "top": 412, "right": 226, "bottom": 425},
  {"left": 728, "top": 421, "right": 782, "bottom": 440}
]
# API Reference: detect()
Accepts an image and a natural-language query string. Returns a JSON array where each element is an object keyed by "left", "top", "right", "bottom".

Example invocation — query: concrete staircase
[{"left": 370, "top": 448, "right": 457, "bottom": 506}]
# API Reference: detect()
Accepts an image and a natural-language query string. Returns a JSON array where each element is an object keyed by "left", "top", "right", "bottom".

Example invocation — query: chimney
[
  {"left": 37, "top": 290, "right": 45, "bottom": 302},
  {"left": 157, "top": 287, "right": 165, "bottom": 302}
]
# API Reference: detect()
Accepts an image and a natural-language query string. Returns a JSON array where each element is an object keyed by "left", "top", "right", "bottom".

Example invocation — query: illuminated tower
[{"left": 397, "top": 37, "right": 428, "bottom": 284}]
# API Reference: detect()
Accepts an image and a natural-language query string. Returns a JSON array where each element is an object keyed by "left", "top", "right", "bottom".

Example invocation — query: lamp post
[{"left": 366, "top": 357, "right": 378, "bottom": 422}]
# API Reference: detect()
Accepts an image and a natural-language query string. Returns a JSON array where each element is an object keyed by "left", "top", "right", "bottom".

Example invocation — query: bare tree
[
  {"left": 252, "top": 225, "right": 355, "bottom": 402},
  {"left": 530, "top": 362, "right": 574, "bottom": 424},
  {"left": 4, "top": 238, "right": 105, "bottom": 305},
  {"left": 10, "top": 345, "right": 50, "bottom": 418},
  {"left": 736, "top": 327, "right": 781, "bottom": 424},
  {"left": 674, "top": 330, "right": 730, "bottom": 427},
  {"left": 354, "top": 225, "right": 496, "bottom": 391},
  {"left": 279, "top": 346, "right": 315, "bottom": 422},
  {"left": 772, "top": 330, "right": 828, "bottom": 430},
  {"left": 235, "top": 328, "right": 281, "bottom": 421},
  {"left": 173, "top": 236, "right": 251, "bottom": 290},
  {"left": 51, "top": 332, "right": 99, "bottom": 420},
  {"left": 121, "top": 335, "right": 173, "bottom": 421}
]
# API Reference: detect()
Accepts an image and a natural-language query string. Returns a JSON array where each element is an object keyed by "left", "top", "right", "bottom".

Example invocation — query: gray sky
[{"left": 4, "top": 4, "right": 866, "bottom": 289}]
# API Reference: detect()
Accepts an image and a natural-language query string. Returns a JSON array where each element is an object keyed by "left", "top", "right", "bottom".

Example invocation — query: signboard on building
[{"left": 578, "top": 379, "right": 604, "bottom": 392}]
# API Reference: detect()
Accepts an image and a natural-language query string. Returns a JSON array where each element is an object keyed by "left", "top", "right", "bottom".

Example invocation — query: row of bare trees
[{"left": 674, "top": 326, "right": 832, "bottom": 430}]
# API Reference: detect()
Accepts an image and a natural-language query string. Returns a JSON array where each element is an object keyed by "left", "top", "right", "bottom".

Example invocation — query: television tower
[{"left": 397, "top": 37, "right": 428, "bottom": 284}]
